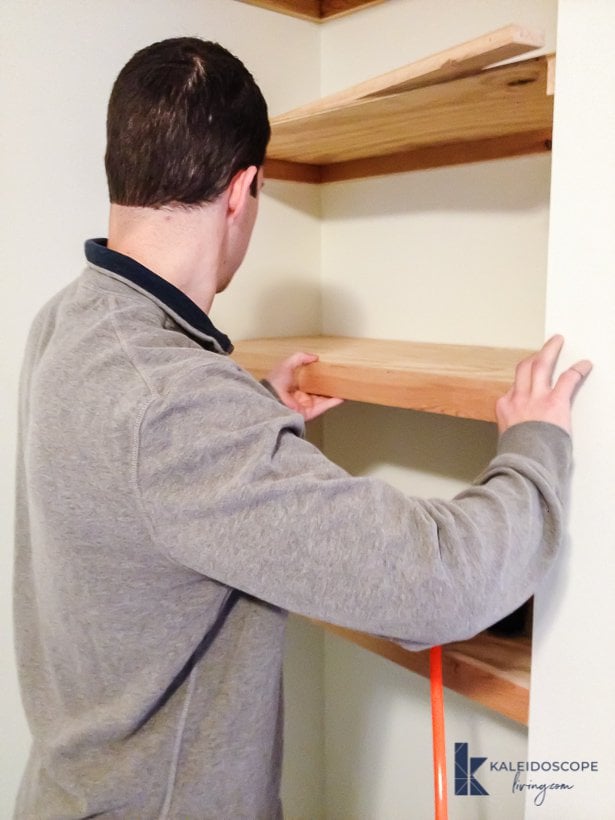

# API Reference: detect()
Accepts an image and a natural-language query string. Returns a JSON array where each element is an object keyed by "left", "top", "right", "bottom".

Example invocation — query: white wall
[
  {"left": 318, "top": 1, "right": 558, "bottom": 817},
  {"left": 0, "top": 2, "right": 323, "bottom": 816},
  {"left": 527, "top": 2, "right": 615, "bottom": 816}
]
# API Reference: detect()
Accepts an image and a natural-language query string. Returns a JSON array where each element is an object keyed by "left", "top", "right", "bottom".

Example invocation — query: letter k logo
[{"left": 454, "top": 742, "right": 489, "bottom": 796}]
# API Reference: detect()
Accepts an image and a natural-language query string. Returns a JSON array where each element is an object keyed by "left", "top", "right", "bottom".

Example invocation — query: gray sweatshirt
[{"left": 13, "top": 239, "right": 571, "bottom": 819}]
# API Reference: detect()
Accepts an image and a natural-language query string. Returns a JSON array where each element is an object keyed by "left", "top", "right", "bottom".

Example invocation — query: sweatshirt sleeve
[{"left": 136, "top": 359, "right": 571, "bottom": 649}]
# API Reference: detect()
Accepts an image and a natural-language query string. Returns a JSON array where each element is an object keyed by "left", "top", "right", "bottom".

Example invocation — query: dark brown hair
[{"left": 105, "top": 38, "right": 270, "bottom": 207}]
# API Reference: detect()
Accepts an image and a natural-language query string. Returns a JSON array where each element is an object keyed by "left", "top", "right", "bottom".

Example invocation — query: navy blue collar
[{"left": 84, "top": 238, "right": 233, "bottom": 354}]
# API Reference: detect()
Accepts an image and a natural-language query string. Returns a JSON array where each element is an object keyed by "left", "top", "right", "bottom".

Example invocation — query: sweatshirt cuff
[{"left": 497, "top": 421, "right": 572, "bottom": 481}]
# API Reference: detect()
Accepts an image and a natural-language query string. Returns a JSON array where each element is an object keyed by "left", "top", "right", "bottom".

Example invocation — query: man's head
[{"left": 105, "top": 37, "right": 270, "bottom": 208}]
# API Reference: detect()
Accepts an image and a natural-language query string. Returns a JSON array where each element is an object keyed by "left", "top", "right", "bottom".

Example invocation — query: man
[{"left": 13, "top": 36, "right": 590, "bottom": 819}]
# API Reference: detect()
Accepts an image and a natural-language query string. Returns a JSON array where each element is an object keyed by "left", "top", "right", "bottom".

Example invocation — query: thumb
[{"left": 286, "top": 352, "right": 319, "bottom": 369}]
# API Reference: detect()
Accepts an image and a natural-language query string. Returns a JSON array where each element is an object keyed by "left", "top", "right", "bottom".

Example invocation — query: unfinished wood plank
[
  {"left": 317, "top": 622, "right": 530, "bottom": 724},
  {"left": 232, "top": 336, "right": 533, "bottom": 422},
  {"left": 269, "top": 56, "right": 553, "bottom": 165},
  {"left": 277, "top": 24, "right": 545, "bottom": 120}
]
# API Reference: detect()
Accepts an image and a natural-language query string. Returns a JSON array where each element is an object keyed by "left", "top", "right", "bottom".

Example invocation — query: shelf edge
[
  {"left": 232, "top": 336, "right": 533, "bottom": 422},
  {"left": 315, "top": 621, "right": 530, "bottom": 725},
  {"left": 235, "top": 0, "right": 385, "bottom": 21},
  {"left": 320, "top": 129, "right": 553, "bottom": 181}
]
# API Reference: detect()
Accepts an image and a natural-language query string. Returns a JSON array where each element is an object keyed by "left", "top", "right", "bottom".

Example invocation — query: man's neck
[{"left": 107, "top": 202, "right": 227, "bottom": 313}]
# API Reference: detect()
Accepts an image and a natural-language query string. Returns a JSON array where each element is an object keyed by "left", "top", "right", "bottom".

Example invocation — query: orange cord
[{"left": 430, "top": 646, "right": 448, "bottom": 820}]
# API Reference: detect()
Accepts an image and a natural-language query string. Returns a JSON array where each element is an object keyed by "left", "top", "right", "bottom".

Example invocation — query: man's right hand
[
  {"left": 496, "top": 335, "right": 592, "bottom": 435},
  {"left": 265, "top": 352, "right": 344, "bottom": 422}
]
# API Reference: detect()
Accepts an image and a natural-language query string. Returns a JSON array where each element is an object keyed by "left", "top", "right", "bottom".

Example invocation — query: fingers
[
  {"left": 530, "top": 334, "right": 564, "bottom": 391},
  {"left": 553, "top": 359, "right": 593, "bottom": 402},
  {"left": 499, "top": 335, "right": 591, "bottom": 435},
  {"left": 512, "top": 355, "right": 533, "bottom": 395},
  {"left": 512, "top": 335, "right": 565, "bottom": 396},
  {"left": 285, "top": 351, "right": 319, "bottom": 369},
  {"left": 302, "top": 396, "right": 344, "bottom": 422},
  {"left": 570, "top": 359, "right": 593, "bottom": 379},
  {"left": 265, "top": 352, "right": 319, "bottom": 397},
  {"left": 267, "top": 352, "right": 343, "bottom": 420}
]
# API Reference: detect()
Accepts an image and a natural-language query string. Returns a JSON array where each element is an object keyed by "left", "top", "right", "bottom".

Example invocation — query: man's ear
[{"left": 227, "top": 166, "right": 258, "bottom": 220}]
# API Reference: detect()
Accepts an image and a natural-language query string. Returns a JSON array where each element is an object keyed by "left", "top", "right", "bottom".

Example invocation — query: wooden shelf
[
  {"left": 236, "top": 0, "right": 386, "bottom": 22},
  {"left": 314, "top": 621, "right": 530, "bottom": 724},
  {"left": 233, "top": 336, "right": 532, "bottom": 422},
  {"left": 265, "top": 25, "right": 555, "bottom": 181}
]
